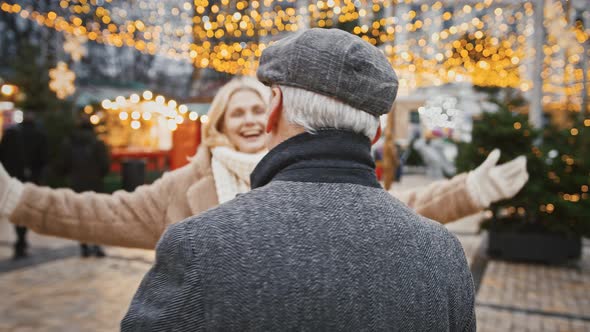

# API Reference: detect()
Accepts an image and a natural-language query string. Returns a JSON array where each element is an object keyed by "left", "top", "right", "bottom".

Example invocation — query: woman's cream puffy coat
[{"left": 9, "top": 146, "right": 481, "bottom": 249}]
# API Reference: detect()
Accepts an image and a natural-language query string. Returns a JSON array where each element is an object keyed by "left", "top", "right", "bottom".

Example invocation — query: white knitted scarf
[{"left": 211, "top": 147, "right": 266, "bottom": 204}]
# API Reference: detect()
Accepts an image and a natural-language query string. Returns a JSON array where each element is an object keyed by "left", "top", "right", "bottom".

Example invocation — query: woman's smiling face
[{"left": 222, "top": 89, "right": 267, "bottom": 153}]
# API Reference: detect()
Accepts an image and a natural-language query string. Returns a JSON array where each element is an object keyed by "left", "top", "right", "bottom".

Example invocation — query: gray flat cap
[{"left": 257, "top": 28, "right": 398, "bottom": 116}]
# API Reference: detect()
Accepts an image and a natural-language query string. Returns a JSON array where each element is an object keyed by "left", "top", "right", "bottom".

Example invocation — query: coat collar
[
  {"left": 250, "top": 129, "right": 380, "bottom": 189},
  {"left": 190, "top": 145, "right": 213, "bottom": 176},
  {"left": 186, "top": 146, "right": 219, "bottom": 214}
]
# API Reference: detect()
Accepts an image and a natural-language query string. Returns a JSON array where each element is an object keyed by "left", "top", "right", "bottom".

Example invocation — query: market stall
[{"left": 85, "top": 92, "right": 210, "bottom": 172}]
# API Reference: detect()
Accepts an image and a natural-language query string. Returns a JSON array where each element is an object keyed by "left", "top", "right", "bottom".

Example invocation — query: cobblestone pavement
[
  {"left": 476, "top": 306, "right": 590, "bottom": 332},
  {"left": 475, "top": 252, "right": 590, "bottom": 331},
  {"left": 1, "top": 175, "right": 589, "bottom": 331},
  {"left": 0, "top": 257, "right": 149, "bottom": 332}
]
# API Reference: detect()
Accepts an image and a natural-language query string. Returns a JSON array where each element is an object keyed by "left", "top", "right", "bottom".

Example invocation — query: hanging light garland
[
  {"left": 417, "top": 95, "right": 463, "bottom": 139},
  {"left": 0, "top": 1, "right": 500, "bottom": 60},
  {"left": 98, "top": 91, "right": 202, "bottom": 131},
  {"left": 2, "top": 0, "right": 588, "bottom": 107}
]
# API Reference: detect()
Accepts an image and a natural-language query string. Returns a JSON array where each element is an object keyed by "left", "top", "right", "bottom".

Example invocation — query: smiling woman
[
  {"left": 201, "top": 77, "right": 270, "bottom": 152},
  {"left": 0, "top": 77, "right": 273, "bottom": 249},
  {"left": 198, "top": 78, "right": 269, "bottom": 203},
  {"left": 222, "top": 90, "right": 267, "bottom": 153}
]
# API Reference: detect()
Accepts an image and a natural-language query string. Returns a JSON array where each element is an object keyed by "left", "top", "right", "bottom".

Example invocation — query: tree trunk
[
  {"left": 582, "top": 14, "right": 589, "bottom": 120},
  {"left": 530, "top": 0, "right": 545, "bottom": 129}
]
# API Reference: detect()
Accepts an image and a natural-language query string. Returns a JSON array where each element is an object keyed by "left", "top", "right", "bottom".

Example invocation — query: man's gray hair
[{"left": 279, "top": 85, "right": 379, "bottom": 140}]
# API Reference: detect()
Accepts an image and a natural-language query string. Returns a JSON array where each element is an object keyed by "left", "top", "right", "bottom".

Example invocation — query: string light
[
  {"left": 96, "top": 93, "right": 188, "bottom": 133},
  {"left": 90, "top": 114, "right": 100, "bottom": 124},
  {"left": 167, "top": 118, "right": 178, "bottom": 131},
  {"left": 142, "top": 90, "right": 153, "bottom": 100},
  {"left": 546, "top": 204, "right": 555, "bottom": 213},
  {"left": 1, "top": 0, "right": 587, "bottom": 104},
  {"left": 83, "top": 105, "right": 93, "bottom": 114},
  {"left": 0, "top": 84, "right": 17, "bottom": 96},
  {"left": 0, "top": 0, "right": 511, "bottom": 75}
]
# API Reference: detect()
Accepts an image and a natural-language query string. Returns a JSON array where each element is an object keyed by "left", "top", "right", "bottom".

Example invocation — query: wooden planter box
[{"left": 487, "top": 231, "right": 582, "bottom": 264}]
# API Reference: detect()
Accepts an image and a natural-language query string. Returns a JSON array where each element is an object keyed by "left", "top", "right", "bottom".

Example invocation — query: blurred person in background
[
  {"left": 0, "top": 77, "right": 528, "bottom": 250},
  {"left": 57, "top": 115, "right": 110, "bottom": 258},
  {"left": 0, "top": 112, "right": 47, "bottom": 259}
]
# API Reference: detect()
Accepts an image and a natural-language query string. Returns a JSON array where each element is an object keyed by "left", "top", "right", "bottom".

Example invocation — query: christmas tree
[
  {"left": 540, "top": 121, "right": 590, "bottom": 236},
  {"left": 456, "top": 89, "right": 590, "bottom": 237},
  {"left": 9, "top": 40, "right": 74, "bottom": 187},
  {"left": 11, "top": 42, "right": 64, "bottom": 113}
]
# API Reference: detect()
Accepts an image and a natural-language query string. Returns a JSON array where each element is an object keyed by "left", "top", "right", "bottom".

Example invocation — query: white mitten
[
  {"left": 466, "top": 149, "right": 529, "bottom": 208},
  {"left": 0, "top": 163, "right": 24, "bottom": 218}
]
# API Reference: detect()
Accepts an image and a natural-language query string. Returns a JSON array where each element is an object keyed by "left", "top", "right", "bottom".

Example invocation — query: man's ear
[
  {"left": 371, "top": 124, "right": 382, "bottom": 145},
  {"left": 266, "top": 86, "right": 283, "bottom": 133}
]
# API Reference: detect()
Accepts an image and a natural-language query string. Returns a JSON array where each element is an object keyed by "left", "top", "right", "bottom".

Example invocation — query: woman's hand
[
  {"left": 466, "top": 149, "right": 529, "bottom": 208},
  {"left": 0, "top": 163, "right": 24, "bottom": 218}
]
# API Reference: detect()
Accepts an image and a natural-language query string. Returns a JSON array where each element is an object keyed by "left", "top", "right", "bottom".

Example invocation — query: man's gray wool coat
[{"left": 122, "top": 130, "right": 476, "bottom": 331}]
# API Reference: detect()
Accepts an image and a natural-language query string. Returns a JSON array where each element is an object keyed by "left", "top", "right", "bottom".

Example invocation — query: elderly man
[{"left": 122, "top": 29, "right": 475, "bottom": 331}]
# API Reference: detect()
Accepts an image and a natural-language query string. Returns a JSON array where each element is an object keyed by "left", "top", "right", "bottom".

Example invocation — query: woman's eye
[
  {"left": 230, "top": 109, "right": 244, "bottom": 117},
  {"left": 253, "top": 107, "right": 265, "bottom": 114}
]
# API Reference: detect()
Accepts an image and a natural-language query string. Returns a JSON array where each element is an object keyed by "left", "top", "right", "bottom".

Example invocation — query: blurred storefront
[{"left": 80, "top": 88, "right": 211, "bottom": 173}]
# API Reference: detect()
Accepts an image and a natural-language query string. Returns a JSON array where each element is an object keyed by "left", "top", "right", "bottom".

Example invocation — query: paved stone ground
[
  {"left": 0, "top": 257, "right": 149, "bottom": 332},
  {"left": 0, "top": 175, "right": 589, "bottom": 331},
  {"left": 475, "top": 252, "right": 590, "bottom": 331}
]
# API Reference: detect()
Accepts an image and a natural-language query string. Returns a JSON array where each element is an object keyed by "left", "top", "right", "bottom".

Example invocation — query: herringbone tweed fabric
[{"left": 122, "top": 180, "right": 475, "bottom": 331}]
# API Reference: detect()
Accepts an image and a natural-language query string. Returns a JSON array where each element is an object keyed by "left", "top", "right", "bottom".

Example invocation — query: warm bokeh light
[
  {"left": 1, "top": 84, "right": 17, "bottom": 96},
  {"left": 0, "top": 0, "right": 586, "bottom": 108}
]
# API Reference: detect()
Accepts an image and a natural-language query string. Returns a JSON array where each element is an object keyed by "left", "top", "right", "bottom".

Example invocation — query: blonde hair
[{"left": 201, "top": 77, "right": 270, "bottom": 149}]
